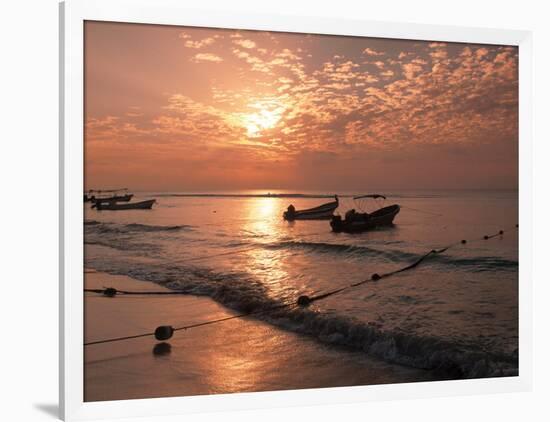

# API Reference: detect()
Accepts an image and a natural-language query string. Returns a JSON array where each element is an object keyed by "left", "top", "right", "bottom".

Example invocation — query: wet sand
[{"left": 84, "top": 270, "right": 437, "bottom": 402}]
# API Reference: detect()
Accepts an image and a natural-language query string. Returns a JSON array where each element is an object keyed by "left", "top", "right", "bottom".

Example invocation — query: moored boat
[
  {"left": 87, "top": 188, "right": 134, "bottom": 204},
  {"left": 330, "top": 194, "right": 400, "bottom": 233},
  {"left": 91, "top": 193, "right": 134, "bottom": 203},
  {"left": 92, "top": 199, "right": 156, "bottom": 211},
  {"left": 94, "top": 193, "right": 133, "bottom": 203},
  {"left": 283, "top": 196, "right": 339, "bottom": 220}
]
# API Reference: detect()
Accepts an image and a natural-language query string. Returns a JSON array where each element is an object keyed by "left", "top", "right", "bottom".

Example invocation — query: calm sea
[{"left": 84, "top": 189, "right": 518, "bottom": 378}]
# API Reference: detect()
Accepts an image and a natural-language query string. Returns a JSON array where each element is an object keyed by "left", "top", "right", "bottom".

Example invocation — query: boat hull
[
  {"left": 94, "top": 199, "right": 156, "bottom": 211},
  {"left": 91, "top": 194, "right": 134, "bottom": 204},
  {"left": 283, "top": 200, "right": 339, "bottom": 221},
  {"left": 330, "top": 204, "right": 400, "bottom": 233}
]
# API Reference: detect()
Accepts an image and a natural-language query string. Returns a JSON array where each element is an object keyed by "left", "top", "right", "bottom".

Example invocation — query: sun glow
[{"left": 242, "top": 102, "right": 285, "bottom": 137}]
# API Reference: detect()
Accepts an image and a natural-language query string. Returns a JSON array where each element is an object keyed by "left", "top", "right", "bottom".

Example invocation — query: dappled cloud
[{"left": 85, "top": 22, "right": 518, "bottom": 191}]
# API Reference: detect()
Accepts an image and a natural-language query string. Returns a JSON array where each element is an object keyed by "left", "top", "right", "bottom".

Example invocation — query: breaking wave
[
  {"left": 85, "top": 226, "right": 517, "bottom": 274},
  {"left": 268, "top": 240, "right": 518, "bottom": 271},
  {"left": 85, "top": 257, "right": 518, "bottom": 379},
  {"left": 84, "top": 221, "right": 194, "bottom": 235}
]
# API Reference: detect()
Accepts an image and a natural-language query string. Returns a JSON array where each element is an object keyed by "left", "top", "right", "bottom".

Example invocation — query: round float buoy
[
  {"left": 103, "top": 287, "right": 117, "bottom": 297},
  {"left": 461, "top": 239, "right": 467, "bottom": 244},
  {"left": 516, "top": 224, "right": 519, "bottom": 228},
  {"left": 483, "top": 235, "right": 489, "bottom": 240},
  {"left": 155, "top": 325, "right": 174, "bottom": 341},
  {"left": 371, "top": 273, "right": 381, "bottom": 281},
  {"left": 499, "top": 230, "right": 504, "bottom": 235},
  {"left": 297, "top": 295, "right": 311, "bottom": 306}
]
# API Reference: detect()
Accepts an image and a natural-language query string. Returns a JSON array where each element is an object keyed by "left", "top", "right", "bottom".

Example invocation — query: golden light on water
[
  {"left": 240, "top": 198, "right": 292, "bottom": 298},
  {"left": 256, "top": 198, "right": 277, "bottom": 217}
]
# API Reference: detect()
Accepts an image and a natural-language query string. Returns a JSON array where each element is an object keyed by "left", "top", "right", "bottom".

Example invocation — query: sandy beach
[{"left": 84, "top": 270, "right": 437, "bottom": 402}]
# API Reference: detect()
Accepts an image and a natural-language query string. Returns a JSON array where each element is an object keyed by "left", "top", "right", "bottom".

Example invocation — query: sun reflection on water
[{"left": 240, "top": 198, "right": 293, "bottom": 299}]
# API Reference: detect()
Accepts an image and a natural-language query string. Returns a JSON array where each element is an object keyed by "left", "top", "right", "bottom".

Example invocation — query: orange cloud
[
  {"left": 184, "top": 37, "right": 216, "bottom": 49},
  {"left": 191, "top": 53, "right": 223, "bottom": 63},
  {"left": 363, "top": 47, "right": 385, "bottom": 56},
  {"left": 233, "top": 39, "right": 256, "bottom": 49},
  {"left": 85, "top": 22, "right": 518, "bottom": 190}
]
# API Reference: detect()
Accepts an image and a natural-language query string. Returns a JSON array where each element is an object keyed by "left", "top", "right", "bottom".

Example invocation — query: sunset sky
[{"left": 84, "top": 21, "right": 518, "bottom": 192}]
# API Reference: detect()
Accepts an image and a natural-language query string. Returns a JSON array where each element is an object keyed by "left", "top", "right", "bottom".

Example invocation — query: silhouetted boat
[
  {"left": 283, "top": 196, "right": 339, "bottom": 220},
  {"left": 92, "top": 199, "right": 156, "bottom": 211},
  {"left": 94, "top": 193, "right": 133, "bottom": 203},
  {"left": 330, "top": 194, "right": 400, "bottom": 232},
  {"left": 87, "top": 188, "right": 134, "bottom": 204}
]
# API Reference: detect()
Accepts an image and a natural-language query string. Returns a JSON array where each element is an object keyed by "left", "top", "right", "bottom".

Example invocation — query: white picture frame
[{"left": 60, "top": 0, "right": 533, "bottom": 420}]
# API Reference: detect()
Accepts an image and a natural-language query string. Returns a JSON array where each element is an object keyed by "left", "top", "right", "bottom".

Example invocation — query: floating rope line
[
  {"left": 84, "top": 330, "right": 156, "bottom": 346},
  {"left": 84, "top": 287, "right": 189, "bottom": 297},
  {"left": 295, "top": 225, "right": 517, "bottom": 306},
  {"left": 84, "top": 224, "right": 517, "bottom": 346},
  {"left": 84, "top": 300, "right": 298, "bottom": 346}
]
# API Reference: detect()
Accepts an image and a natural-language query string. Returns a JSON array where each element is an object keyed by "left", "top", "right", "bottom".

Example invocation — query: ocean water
[{"left": 84, "top": 190, "right": 518, "bottom": 379}]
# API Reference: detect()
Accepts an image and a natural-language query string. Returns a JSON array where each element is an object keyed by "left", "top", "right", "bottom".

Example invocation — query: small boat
[
  {"left": 283, "top": 196, "right": 339, "bottom": 220},
  {"left": 91, "top": 193, "right": 134, "bottom": 203},
  {"left": 93, "top": 193, "right": 133, "bottom": 203},
  {"left": 92, "top": 199, "right": 156, "bottom": 211},
  {"left": 330, "top": 194, "right": 400, "bottom": 233},
  {"left": 87, "top": 188, "right": 134, "bottom": 204}
]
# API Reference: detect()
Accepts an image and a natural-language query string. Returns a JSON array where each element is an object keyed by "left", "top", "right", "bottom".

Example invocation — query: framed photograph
[{"left": 60, "top": 0, "right": 532, "bottom": 420}]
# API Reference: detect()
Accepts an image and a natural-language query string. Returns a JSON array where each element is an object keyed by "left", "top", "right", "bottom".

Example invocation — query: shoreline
[{"left": 84, "top": 269, "right": 438, "bottom": 402}]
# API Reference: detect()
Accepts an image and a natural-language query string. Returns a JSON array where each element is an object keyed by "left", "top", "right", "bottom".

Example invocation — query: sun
[{"left": 242, "top": 103, "right": 285, "bottom": 137}]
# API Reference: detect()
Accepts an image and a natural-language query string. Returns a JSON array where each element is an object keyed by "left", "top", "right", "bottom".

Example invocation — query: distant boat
[
  {"left": 330, "top": 194, "right": 400, "bottom": 233},
  {"left": 93, "top": 193, "right": 133, "bottom": 203},
  {"left": 92, "top": 199, "right": 156, "bottom": 211},
  {"left": 86, "top": 188, "right": 134, "bottom": 204},
  {"left": 283, "top": 196, "right": 339, "bottom": 220}
]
